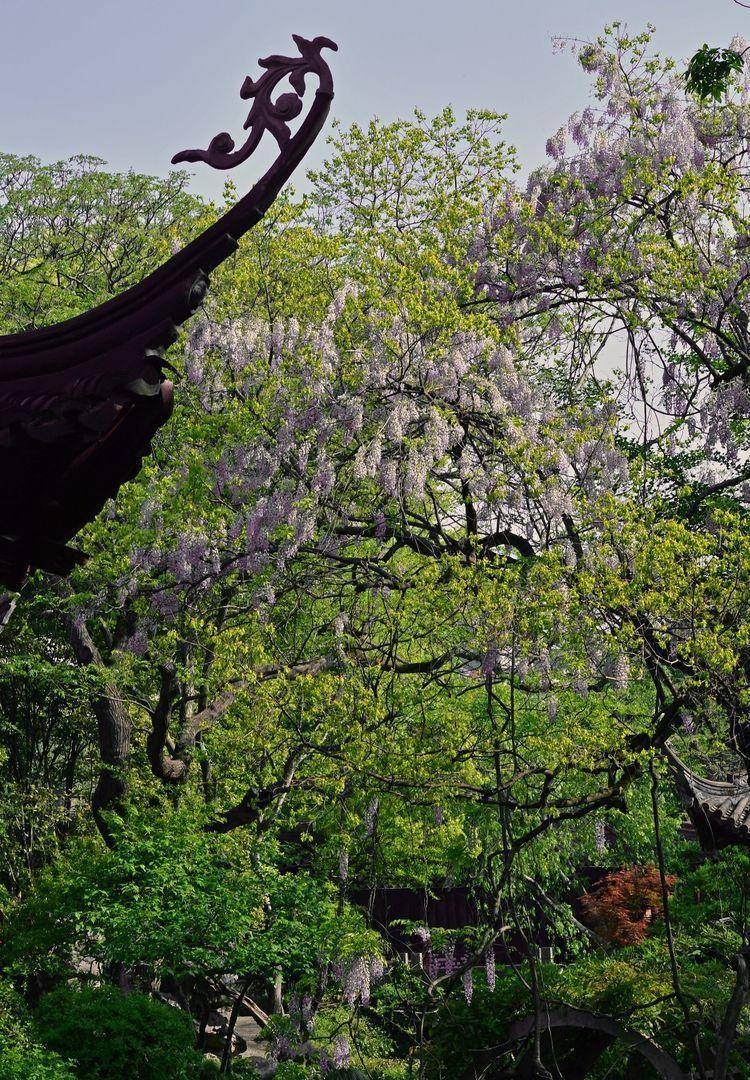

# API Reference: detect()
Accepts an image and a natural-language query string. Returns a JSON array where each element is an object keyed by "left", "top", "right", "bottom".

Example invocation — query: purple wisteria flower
[
  {"left": 273, "top": 1034, "right": 295, "bottom": 1061},
  {"left": 443, "top": 943, "right": 456, "bottom": 976},
  {"left": 122, "top": 629, "right": 148, "bottom": 657},
  {"left": 415, "top": 926, "right": 431, "bottom": 948},
  {"left": 343, "top": 955, "right": 371, "bottom": 1006},
  {"left": 485, "top": 949, "right": 496, "bottom": 991},
  {"left": 595, "top": 818, "right": 607, "bottom": 855},
  {"left": 364, "top": 796, "right": 379, "bottom": 836},
  {"left": 682, "top": 713, "right": 696, "bottom": 735},
  {"left": 332, "top": 1034, "right": 350, "bottom": 1068},
  {"left": 481, "top": 647, "right": 500, "bottom": 677},
  {"left": 546, "top": 126, "right": 567, "bottom": 161}
]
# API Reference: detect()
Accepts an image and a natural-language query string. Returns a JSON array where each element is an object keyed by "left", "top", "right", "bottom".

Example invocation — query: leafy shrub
[
  {"left": 2, "top": 808, "right": 377, "bottom": 1001},
  {"left": 311, "top": 1005, "right": 396, "bottom": 1060},
  {"left": 0, "top": 1043, "right": 77, "bottom": 1080},
  {"left": 1, "top": 810, "right": 266, "bottom": 984},
  {"left": 423, "top": 968, "right": 531, "bottom": 1077},
  {"left": 0, "top": 979, "right": 75, "bottom": 1079},
  {"left": 336, "top": 1066, "right": 409, "bottom": 1080},
  {"left": 274, "top": 1065, "right": 317, "bottom": 1079},
  {"left": 32, "top": 985, "right": 204, "bottom": 1079},
  {"left": 226, "top": 1063, "right": 262, "bottom": 1078},
  {"left": 360, "top": 1064, "right": 409, "bottom": 1080}
]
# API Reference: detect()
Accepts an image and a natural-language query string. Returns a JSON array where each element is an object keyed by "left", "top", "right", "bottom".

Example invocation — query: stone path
[
  {"left": 234, "top": 1015, "right": 264, "bottom": 1061},
  {"left": 226, "top": 1013, "right": 275, "bottom": 1075}
]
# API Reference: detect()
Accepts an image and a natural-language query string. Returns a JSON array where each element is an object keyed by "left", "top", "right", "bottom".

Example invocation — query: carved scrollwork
[{"left": 171, "top": 34, "right": 337, "bottom": 170}]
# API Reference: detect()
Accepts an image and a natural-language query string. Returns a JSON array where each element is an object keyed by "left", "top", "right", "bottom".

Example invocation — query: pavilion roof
[
  {"left": 664, "top": 742, "right": 750, "bottom": 850},
  {"left": 0, "top": 35, "right": 336, "bottom": 589}
]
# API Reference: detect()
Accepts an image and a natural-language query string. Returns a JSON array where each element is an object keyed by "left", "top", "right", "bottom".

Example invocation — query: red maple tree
[{"left": 579, "top": 865, "right": 677, "bottom": 946}]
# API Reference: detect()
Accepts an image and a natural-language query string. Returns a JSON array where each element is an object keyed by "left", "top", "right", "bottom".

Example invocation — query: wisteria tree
[{"left": 3, "top": 26, "right": 750, "bottom": 1080}]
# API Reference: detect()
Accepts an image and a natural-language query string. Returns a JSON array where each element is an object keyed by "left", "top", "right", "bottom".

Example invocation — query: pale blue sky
[{"left": 1, "top": 1, "right": 747, "bottom": 201}]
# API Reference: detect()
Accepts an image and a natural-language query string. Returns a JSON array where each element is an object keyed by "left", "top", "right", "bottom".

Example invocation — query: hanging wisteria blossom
[
  {"left": 485, "top": 948, "right": 496, "bottom": 991},
  {"left": 332, "top": 1035, "right": 351, "bottom": 1068}
]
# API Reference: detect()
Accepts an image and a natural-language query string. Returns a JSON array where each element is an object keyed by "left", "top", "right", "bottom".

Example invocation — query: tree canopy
[{"left": 1, "top": 23, "right": 750, "bottom": 1080}]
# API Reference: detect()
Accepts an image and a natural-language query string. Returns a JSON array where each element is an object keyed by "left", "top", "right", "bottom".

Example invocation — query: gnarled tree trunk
[{"left": 67, "top": 615, "right": 130, "bottom": 847}]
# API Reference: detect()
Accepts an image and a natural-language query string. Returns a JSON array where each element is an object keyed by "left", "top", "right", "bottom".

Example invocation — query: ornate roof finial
[{"left": 172, "top": 35, "right": 337, "bottom": 171}]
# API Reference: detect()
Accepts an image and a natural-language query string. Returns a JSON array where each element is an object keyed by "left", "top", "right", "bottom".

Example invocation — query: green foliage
[
  {"left": 31, "top": 986, "right": 203, "bottom": 1079},
  {"left": 671, "top": 846, "right": 750, "bottom": 935},
  {"left": 311, "top": 1006, "right": 397, "bottom": 1062},
  {"left": 273, "top": 1066, "right": 317, "bottom": 1080},
  {"left": 358, "top": 1064, "right": 409, "bottom": 1080},
  {"left": 0, "top": 979, "right": 75, "bottom": 1079},
  {"left": 1, "top": 806, "right": 263, "bottom": 982},
  {"left": 685, "top": 45, "right": 744, "bottom": 101},
  {"left": 0, "top": 1043, "right": 77, "bottom": 1080},
  {"left": 0, "top": 153, "right": 210, "bottom": 333},
  {"left": 422, "top": 971, "right": 527, "bottom": 1077},
  {"left": 223, "top": 1063, "right": 261, "bottom": 1079},
  {"left": 1, "top": 804, "right": 377, "bottom": 1005}
]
